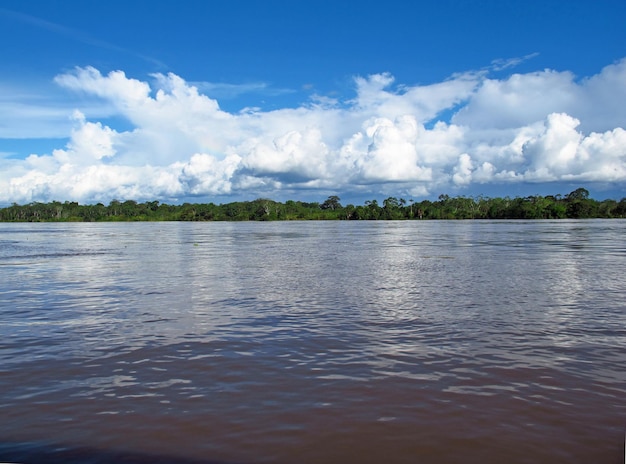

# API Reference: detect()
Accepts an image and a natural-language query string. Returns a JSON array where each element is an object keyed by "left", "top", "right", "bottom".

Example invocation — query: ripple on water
[{"left": 1, "top": 221, "right": 625, "bottom": 464}]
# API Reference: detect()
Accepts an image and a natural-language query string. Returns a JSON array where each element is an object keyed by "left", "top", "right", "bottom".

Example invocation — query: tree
[
  {"left": 565, "top": 188, "right": 595, "bottom": 218},
  {"left": 615, "top": 198, "right": 626, "bottom": 218},
  {"left": 382, "top": 197, "right": 402, "bottom": 219},
  {"left": 566, "top": 187, "right": 590, "bottom": 201},
  {"left": 0, "top": 187, "right": 620, "bottom": 222},
  {"left": 598, "top": 199, "right": 618, "bottom": 218},
  {"left": 344, "top": 204, "right": 356, "bottom": 220},
  {"left": 364, "top": 199, "right": 381, "bottom": 219},
  {"left": 321, "top": 195, "right": 342, "bottom": 211}
]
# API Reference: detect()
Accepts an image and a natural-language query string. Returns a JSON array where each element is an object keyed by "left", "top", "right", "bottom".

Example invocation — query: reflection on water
[{"left": 1, "top": 220, "right": 625, "bottom": 463}]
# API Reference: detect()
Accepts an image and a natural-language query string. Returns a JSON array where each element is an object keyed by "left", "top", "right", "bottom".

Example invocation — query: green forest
[{"left": 1, "top": 188, "right": 625, "bottom": 222}]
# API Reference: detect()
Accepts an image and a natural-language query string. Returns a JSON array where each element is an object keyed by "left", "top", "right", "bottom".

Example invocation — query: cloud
[
  {"left": 355, "top": 116, "right": 432, "bottom": 183},
  {"left": 453, "top": 58, "right": 626, "bottom": 133},
  {"left": 452, "top": 153, "right": 473, "bottom": 186},
  {"left": 353, "top": 71, "right": 480, "bottom": 122},
  {"left": 180, "top": 153, "right": 242, "bottom": 195},
  {"left": 56, "top": 111, "right": 117, "bottom": 162},
  {"left": 1, "top": 59, "right": 625, "bottom": 204},
  {"left": 520, "top": 113, "right": 626, "bottom": 182},
  {"left": 490, "top": 53, "right": 539, "bottom": 71}
]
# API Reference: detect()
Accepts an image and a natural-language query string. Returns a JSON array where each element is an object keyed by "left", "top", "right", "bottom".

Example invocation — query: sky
[{"left": 1, "top": 0, "right": 625, "bottom": 206}]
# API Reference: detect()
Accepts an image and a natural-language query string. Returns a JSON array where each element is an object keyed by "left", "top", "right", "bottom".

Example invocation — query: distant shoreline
[{"left": 1, "top": 188, "right": 625, "bottom": 222}]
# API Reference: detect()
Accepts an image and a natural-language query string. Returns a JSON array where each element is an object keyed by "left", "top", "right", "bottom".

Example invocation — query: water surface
[{"left": 1, "top": 220, "right": 625, "bottom": 463}]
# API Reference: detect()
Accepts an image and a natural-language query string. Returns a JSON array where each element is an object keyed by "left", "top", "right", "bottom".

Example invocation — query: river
[{"left": 1, "top": 220, "right": 625, "bottom": 463}]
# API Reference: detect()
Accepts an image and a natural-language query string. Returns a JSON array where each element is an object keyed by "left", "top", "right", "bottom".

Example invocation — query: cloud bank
[{"left": 2, "top": 58, "right": 626, "bottom": 204}]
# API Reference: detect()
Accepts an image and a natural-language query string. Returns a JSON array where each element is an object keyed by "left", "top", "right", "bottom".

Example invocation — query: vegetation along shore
[{"left": 1, "top": 188, "right": 625, "bottom": 222}]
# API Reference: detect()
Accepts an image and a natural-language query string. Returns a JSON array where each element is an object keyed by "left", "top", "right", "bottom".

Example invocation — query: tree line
[{"left": 1, "top": 188, "right": 625, "bottom": 222}]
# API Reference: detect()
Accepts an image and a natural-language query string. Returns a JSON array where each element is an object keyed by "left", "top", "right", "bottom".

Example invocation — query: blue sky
[{"left": 1, "top": 0, "right": 625, "bottom": 205}]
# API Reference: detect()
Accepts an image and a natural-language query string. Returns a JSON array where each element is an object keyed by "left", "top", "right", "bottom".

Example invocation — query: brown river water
[{"left": 1, "top": 220, "right": 625, "bottom": 463}]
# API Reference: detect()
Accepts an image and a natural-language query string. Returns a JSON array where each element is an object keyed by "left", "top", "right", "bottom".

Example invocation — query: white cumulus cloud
[{"left": 1, "top": 58, "right": 625, "bottom": 204}]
